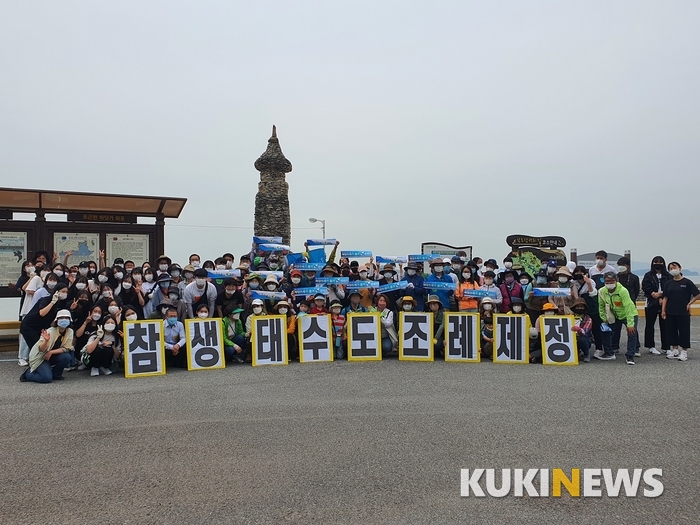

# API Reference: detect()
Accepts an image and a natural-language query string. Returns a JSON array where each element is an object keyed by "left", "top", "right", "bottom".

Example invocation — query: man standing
[
  {"left": 594, "top": 272, "right": 639, "bottom": 364},
  {"left": 613, "top": 256, "right": 641, "bottom": 355}
]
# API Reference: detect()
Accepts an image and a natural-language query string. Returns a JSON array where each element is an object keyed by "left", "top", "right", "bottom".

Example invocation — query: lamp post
[{"left": 308, "top": 217, "right": 326, "bottom": 239}]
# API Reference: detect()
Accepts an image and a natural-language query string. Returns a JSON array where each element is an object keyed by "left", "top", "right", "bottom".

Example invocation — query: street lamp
[{"left": 308, "top": 217, "right": 326, "bottom": 239}]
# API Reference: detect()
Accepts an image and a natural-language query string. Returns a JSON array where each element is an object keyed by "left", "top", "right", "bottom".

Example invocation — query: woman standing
[{"left": 661, "top": 262, "right": 700, "bottom": 361}]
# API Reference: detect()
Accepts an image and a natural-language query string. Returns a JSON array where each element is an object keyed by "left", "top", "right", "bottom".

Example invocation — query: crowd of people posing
[{"left": 10, "top": 244, "right": 700, "bottom": 383}]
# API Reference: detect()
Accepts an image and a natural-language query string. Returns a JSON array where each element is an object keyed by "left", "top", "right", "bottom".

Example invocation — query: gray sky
[{"left": 1, "top": 1, "right": 699, "bottom": 268}]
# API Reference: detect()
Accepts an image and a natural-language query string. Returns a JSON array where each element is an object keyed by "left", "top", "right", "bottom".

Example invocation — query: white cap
[
  {"left": 251, "top": 299, "right": 264, "bottom": 306},
  {"left": 55, "top": 309, "right": 72, "bottom": 321},
  {"left": 442, "top": 258, "right": 451, "bottom": 264}
]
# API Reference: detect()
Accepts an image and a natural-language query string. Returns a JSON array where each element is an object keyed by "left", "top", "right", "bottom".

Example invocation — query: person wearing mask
[
  {"left": 82, "top": 315, "right": 120, "bottom": 376},
  {"left": 244, "top": 298, "right": 266, "bottom": 362},
  {"left": 94, "top": 285, "right": 121, "bottom": 315},
  {"left": 549, "top": 267, "right": 577, "bottom": 314},
  {"left": 216, "top": 278, "right": 244, "bottom": 318},
  {"left": 20, "top": 283, "right": 70, "bottom": 351},
  {"left": 456, "top": 263, "right": 481, "bottom": 313},
  {"left": 441, "top": 258, "right": 459, "bottom": 286},
  {"left": 195, "top": 304, "right": 211, "bottom": 319},
  {"left": 426, "top": 295, "right": 445, "bottom": 357},
  {"left": 594, "top": 272, "right": 639, "bottom": 364},
  {"left": 661, "top": 262, "right": 700, "bottom": 362},
  {"left": 375, "top": 294, "right": 398, "bottom": 356},
  {"left": 641, "top": 256, "right": 671, "bottom": 356},
  {"left": 141, "top": 267, "right": 157, "bottom": 300},
  {"left": 155, "top": 255, "right": 172, "bottom": 276},
  {"left": 20, "top": 309, "right": 74, "bottom": 383},
  {"left": 525, "top": 270, "right": 549, "bottom": 324},
  {"left": 74, "top": 304, "right": 104, "bottom": 362},
  {"left": 180, "top": 265, "right": 195, "bottom": 295},
  {"left": 118, "top": 274, "right": 145, "bottom": 319},
  {"left": 588, "top": 250, "right": 617, "bottom": 289},
  {"left": 401, "top": 262, "right": 426, "bottom": 312},
  {"left": 519, "top": 271, "right": 533, "bottom": 305},
  {"left": 184, "top": 269, "right": 217, "bottom": 318},
  {"left": 570, "top": 298, "right": 593, "bottom": 363},
  {"left": 425, "top": 259, "right": 455, "bottom": 310},
  {"left": 27, "top": 271, "right": 60, "bottom": 311},
  {"left": 285, "top": 269, "right": 306, "bottom": 310},
  {"left": 68, "top": 289, "right": 93, "bottom": 335},
  {"left": 355, "top": 265, "right": 376, "bottom": 310},
  {"left": 168, "top": 263, "right": 184, "bottom": 290},
  {"left": 222, "top": 305, "right": 247, "bottom": 363},
  {"left": 242, "top": 273, "right": 264, "bottom": 318},
  {"left": 342, "top": 290, "right": 368, "bottom": 316},
  {"left": 509, "top": 297, "right": 526, "bottom": 315},
  {"left": 479, "top": 271, "right": 503, "bottom": 310},
  {"left": 613, "top": 257, "right": 641, "bottom": 356},
  {"left": 498, "top": 270, "right": 522, "bottom": 313},
  {"left": 144, "top": 273, "right": 173, "bottom": 318},
  {"left": 189, "top": 254, "right": 202, "bottom": 269},
  {"left": 479, "top": 296, "right": 496, "bottom": 326},
  {"left": 163, "top": 305, "right": 187, "bottom": 368},
  {"left": 528, "top": 302, "right": 558, "bottom": 363},
  {"left": 14, "top": 261, "right": 42, "bottom": 367}
]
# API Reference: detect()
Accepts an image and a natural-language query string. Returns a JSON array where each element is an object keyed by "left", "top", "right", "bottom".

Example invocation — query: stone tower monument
[{"left": 253, "top": 125, "right": 293, "bottom": 245}]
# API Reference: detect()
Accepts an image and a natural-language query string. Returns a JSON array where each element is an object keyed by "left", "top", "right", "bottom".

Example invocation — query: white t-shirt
[{"left": 20, "top": 276, "right": 44, "bottom": 316}]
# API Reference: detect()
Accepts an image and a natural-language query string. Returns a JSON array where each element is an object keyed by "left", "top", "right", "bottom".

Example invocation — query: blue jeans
[
  {"left": 576, "top": 334, "right": 591, "bottom": 358},
  {"left": 24, "top": 353, "right": 72, "bottom": 383},
  {"left": 602, "top": 316, "right": 638, "bottom": 357},
  {"left": 224, "top": 335, "right": 247, "bottom": 361}
]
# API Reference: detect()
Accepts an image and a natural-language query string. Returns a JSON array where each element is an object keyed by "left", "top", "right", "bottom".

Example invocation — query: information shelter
[{"left": 0, "top": 187, "right": 186, "bottom": 297}]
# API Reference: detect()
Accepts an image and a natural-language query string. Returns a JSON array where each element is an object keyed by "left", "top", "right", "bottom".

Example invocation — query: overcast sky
[{"left": 1, "top": 1, "right": 699, "bottom": 268}]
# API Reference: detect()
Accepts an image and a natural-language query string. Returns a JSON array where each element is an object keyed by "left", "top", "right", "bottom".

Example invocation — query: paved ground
[{"left": 1, "top": 323, "right": 699, "bottom": 525}]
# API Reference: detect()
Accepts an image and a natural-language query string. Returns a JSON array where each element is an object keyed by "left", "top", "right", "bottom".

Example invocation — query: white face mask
[
  {"left": 145, "top": 274, "right": 154, "bottom": 282},
  {"left": 79, "top": 268, "right": 88, "bottom": 276},
  {"left": 252, "top": 307, "right": 263, "bottom": 314},
  {"left": 433, "top": 266, "right": 443, "bottom": 273},
  {"left": 57, "top": 292, "right": 68, "bottom": 301},
  {"left": 46, "top": 281, "right": 57, "bottom": 289},
  {"left": 133, "top": 274, "right": 142, "bottom": 282},
  {"left": 92, "top": 313, "right": 102, "bottom": 321},
  {"left": 547, "top": 267, "right": 556, "bottom": 274},
  {"left": 617, "top": 266, "right": 627, "bottom": 273},
  {"left": 483, "top": 304, "right": 493, "bottom": 311},
  {"left": 195, "top": 278, "right": 206, "bottom": 287},
  {"left": 104, "top": 323, "right": 116, "bottom": 332},
  {"left": 278, "top": 308, "right": 288, "bottom": 315},
  {"left": 114, "top": 272, "right": 123, "bottom": 280},
  {"left": 198, "top": 312, "right": 208, "bottom": 319},
  {"left": 407, "top": 269, "right": 416, "bottom": 276},
  {"left": 216, "top": 265, "right": 226, "bottom": 270},
  {"left": 191, "top": 260, "right": 200, "bottom": 268},
  {"left": 402, "top": 304, "right": 412, "bottom": 311},
  {"left": 232, "top": 314, "right": 240, "bottom": 320},
  {"left": 669, "top": 269, "right": 680, "bottom": 277},
  {"left": 108, "top": 306, "right": 119, "bottom": 315},
  {"left": 605, "top": 283, "right": 617, "bottom": 291},
  {"left": 54, "top": 269, "right": 64, "bottom": 277},
  {"left": 75, "top": 283, "right": 86, "bottom": 290},
  {"left": 98, "top": 275, "right": 108, "bottom": 283},
  {"left": 331, "top": 308, "right": 341, "bottom": 315},
  {"left": 558, "top": 276, "right": 569, "bottom": 284},
  {"left": 169, "top": 293, "right": 179, "bottom": 301},
  {"left": 266, "top": 284, "right": 277, "bottom": 291},
  {"left": 126, "top": 314, "right": 138, "bottom": 321},
  {"left": 291, "top": 277, "right": 301, "bottom": 285},
  {"left": 544, "top": 311, "right": 556, "bottom": 316},
  {"left": 171, "top": 270, "right": 180, "bottom": 278},
  {"left": 102, "top": 291, "right": 111, "bottom": 298},
  {"left": 161, "top": 307, "right": 169, "bottom": 315},
  {"left": 159, "top": 264, "right": 168, "bottom": 271},
  {"left": 596, "top": 259, "right": 605, "bottom": 268},
  {"left": 504, "top": 262, "right": 513, "bottom": 269},
  {"left": 225, "top": 289, "right": 236, "bottom": 295},
  {"left": 122, "top": 282, "right": 132, "bottom": 290},
  {"left": 462, "top": 272, "right": 471, "bottom": 279},
  {"left": 520, "top": 279, "right": 529, "bottom": 285},
  {"left": 513, "top": 306, "right": 523, "bottom": 313},
  {"left": 226, "top": 261, "right": 233, "bottom": 269},
  {"left": 484, "top": 279, "right": 493, "bottom": 286},
  {"left": 359, "top": 272, "right": 367, "bottom": 279}
]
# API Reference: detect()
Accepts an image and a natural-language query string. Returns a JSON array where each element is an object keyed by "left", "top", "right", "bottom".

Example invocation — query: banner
[
  {"left": 253, "top": 236, "right": 283, "bottom": 244},
  {"left": 123, "top": 320, "right": 166, "bottom": 378},
  {"left": 207, "top": 269, "right": 241, "bottom": 279},
  {"left": 424, "top": 281, "right": 457, "bottom": 291},
  {"left": 0, "top": 231, "right": 26, "bottom": 285},
  {"left": 532, "top": 287, "right": 572, "bottom": 297},
  {"left": 493, "top": 314, "right": 529, "bottom": 364},
  {"left": 255, "top": 271, "right": 284, "bottom": 279},
  {"left": 444, "top": 313, "right": 480, "bottom": 362},
  {"left": 376, "top": 255, "right": 408, "bottom": 264},
  {"left": 399, "top": 312, "right": 434, "bottom": 361},
  {"left": 420, "top": 242, "right": 472, "bottom": 260},
  {"left": 258, "top": 243, "right": 290, "bottom": 252},
  {"left": 306, "top": 238, "right": 337, "bottom": 246},
  {"left": 184, "top": 318, "right": 225, "bottom": 370},
  {"left": 285, "top": 252, "right": 305, "bottom": 266},
  {"left": 251, "top": 315, "right": 288, "bottom": 366},
  {"left": 377, "top": 281, "right": 409, "bottom": 293},
  {"left": 298, "top": 314, "right": 334, "bottom": 363},
  {"left": 292, "top": 262, "right": 326, "bottom": 271},
  {"left": 316, "top": 277, "right": 350, "bottom": 285},
  {"left": 408, "top": 254, "right": 432, "bottom": 262},
  {"left": 307, "top": 248, "right": 327, "bottom": 263},
  {"left": 347, "top": 312, "right": 381, "bottom": 361},
  {"left": 540, "top": 315, "right": 578, "bottom": 366},
  {"left": 340, "top": 250, "right": 372, "bottom": 258},
  {"left": 462, "top": 289, "right": 497, "bottom": 298},
  {"left": 291, "top": 286, "right": 328, "bottom": 296},
  {"left": 346, "top": 280, "right": 380, "bottom": 289},
  {"left": 250, "top": 291, "right": 288, "bottom": 301}
]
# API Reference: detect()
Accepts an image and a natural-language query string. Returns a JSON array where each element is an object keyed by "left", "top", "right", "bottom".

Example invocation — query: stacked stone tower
[{"left": 253, "top": 125, "right": 292, "bottom": 245}]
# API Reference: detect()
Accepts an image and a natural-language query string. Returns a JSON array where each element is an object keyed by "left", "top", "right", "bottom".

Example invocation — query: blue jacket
[
  {"left": 401, "top": 273, "right": 427, "bottom": 311},
  {"left": 425, "top": 273, "right": 454, "bottom": 308}
]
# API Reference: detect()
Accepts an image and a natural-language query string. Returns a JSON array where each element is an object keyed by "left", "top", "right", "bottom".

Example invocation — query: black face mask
[
  {"left": 573, "top": 310, "right": 585, "bottom": 315},
  {"left": 653, "top": 264, "right": 664, "bottom": 271},
  {"left": 574, "top": 274, "right": 584, "bottom": 280}
]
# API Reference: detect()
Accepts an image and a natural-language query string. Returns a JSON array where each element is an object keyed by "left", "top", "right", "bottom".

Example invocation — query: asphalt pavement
[{"left": 1, "top": 323, "right": 699, "bottom": 525}]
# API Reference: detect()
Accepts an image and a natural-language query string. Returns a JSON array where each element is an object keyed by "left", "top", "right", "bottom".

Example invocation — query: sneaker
[
  {"left": 19, "top": 369, "right": 28, "bottom": 382},
  {"left": 595, "top": 353, "right": 616, "bottom": 361},
  {"left": 77, "top": 363, "right": 86, "bottom": 371},
  {"left": 678, "top": 350, "right": 688, "bottom": 362},
  {"left": 64, "top": 366, "right": 75, "bottom": 372},
  {"left": 666, "top": 350, "right": 679, "bottom": 359},
  {"left": 99, "top": 367, "right": 113, "bottom": 376},
  {"left": 18, "top": 358, "right": 28, "bottom": 367},
  {"left": 593, "top": 349, "right": 605, "bottom": 358},
  {"left": 648, "top": 347, "right": 661, "bottom": 355},
  {"left": 90, "top": 367, "right": 100, "bottom": 377},
  {"left": 626, "top": 356, "right": 635, "bottom": 365},
  {"left": 583, "top": 356, "right": 590, "bottom": 363}
]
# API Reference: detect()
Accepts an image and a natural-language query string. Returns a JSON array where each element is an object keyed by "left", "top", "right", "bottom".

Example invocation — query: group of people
[{"left": 10, "top": 243, "right": 699, "bottom": 383}]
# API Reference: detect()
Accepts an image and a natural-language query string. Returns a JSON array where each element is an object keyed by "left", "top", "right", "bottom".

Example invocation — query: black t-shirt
[
  {"left": 663, "top": 278, "right": 700, "bottom": 316},
  {"left": 215, "top": 289, "right": 244, "bottom": 314}
]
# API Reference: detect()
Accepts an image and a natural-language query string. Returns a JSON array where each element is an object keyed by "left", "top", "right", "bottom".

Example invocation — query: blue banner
[
  {"left": 259, "top": 243, "right": 290, "bottom": 252},
  {"left": 408, "top": 254, "right": 433, "bottom": 262},
  {"left": 346, "top": 281, "right": 380, "bottom": 289},
  {"left": 340, "top": 250, "right": 372, "bottom": 258},
  {"left": 307, "top": 248, "right": 326, "bottom": 263},
  {"left": 293, "top": 262, "right": 325, "bottom": 271},
  {"left": 291, "top": 287, "right": 328, "bottom": 296},
  {"left": 377, "top": 281, "right": 410, "bottom": 293},
  {"left": 462, "top": 289, "right": 498, "bottom": 298},
  {"left": 316, "top": 277, "right": 350, "bottom": 285},
  {"left": 285, "top": 252, "right": 306, "bottom": 266},
  {"left": 306, "top": 238, "right": 337, "bottom": 246},
  {"left": 424, "top": 281, "right": 457, "bottom": 291},
  {"left": 532, "top": 287, "right": 572, "bottom": 297},
  {"left": 255, "top": 271, "right": 284, "bottom": 279},
  {"left": 376, "top": 255, "right": 408, "bottom": 264},
  {"left": 253, "top": 236, "right": 283, "bottom": 244},
  {"left": 207, "top": 269, "right": 241, "bottom": 279},
  {"left": 250, "top": 291, "right": 288, "bottom": 301}
]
